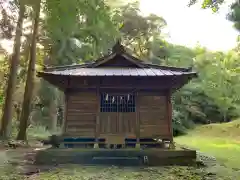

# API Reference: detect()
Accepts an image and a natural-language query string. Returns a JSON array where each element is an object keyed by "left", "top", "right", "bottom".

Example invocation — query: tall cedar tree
[
  {"left": 0, "top": 3, "right": 25, "bottom": 139},
  {"left": 17, "top": 0, "right": 41, "bottom": 140}
]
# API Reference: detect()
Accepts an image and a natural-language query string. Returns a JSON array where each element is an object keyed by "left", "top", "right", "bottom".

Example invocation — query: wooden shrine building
[{"left": 37, "top": 41, "right": 197, "bottom": 148}]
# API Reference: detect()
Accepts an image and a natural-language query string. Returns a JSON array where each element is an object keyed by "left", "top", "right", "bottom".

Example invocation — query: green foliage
[
  {"left": 44, "top": 0, "right": 118, "bottom": 64},
  {"left": 112, "top": 1, "right": 167, "bottom": 59},
  {"left": 150, "top": 39, "right": 169, "bottom": 64},
  {"left": 0, "top": 55, "right": 9, "bottom": 105},
  {"left": 27, "top": 125, "right": 55, "bottom": 140},
  {"left": 153, "top": 41, "right": 240, "bottom": 134},
  {"left": 228, "top": 1, "right": 240, "bottom": 36},
  {"left": 172, "top": 110, "right": 188, "bottom": 136},
  {"left": 188, "top": 0, "right": 225, "bottom": 12},
  {"left": 195, "top": 50, "right": 240, "bottom": 121}
]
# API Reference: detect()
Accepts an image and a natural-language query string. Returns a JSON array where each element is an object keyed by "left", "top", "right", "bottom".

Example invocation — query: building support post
[
  {"left": 94, "top": 86, "right": 100, "bottom": 148},
  {"left": 166, "top": 90, "right": 174, "bottom": 149},
  {"left": 59, "top": 88, "right": 68, "bottom": 148},
  {"left": 135, "top": 91, "right": 140, "bottom": 149}
]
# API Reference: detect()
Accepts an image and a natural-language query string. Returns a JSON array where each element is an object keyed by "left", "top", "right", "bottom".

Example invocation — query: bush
[
  {"left": 172, "top": 110, "right": 188, "bottom": 136},
  {"left": 27, "top": 125, "right": 52, "bottom": 140}
]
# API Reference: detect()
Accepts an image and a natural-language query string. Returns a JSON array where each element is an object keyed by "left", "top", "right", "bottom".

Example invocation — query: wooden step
[{"left": 92, "top": 157, "right": 139, "bottom": 160}]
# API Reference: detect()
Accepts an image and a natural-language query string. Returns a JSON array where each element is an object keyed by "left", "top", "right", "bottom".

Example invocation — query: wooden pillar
[
  {"left": 62, "top": 78, "right": 70, "bottom": 135},
  {"left": 94, "top": 87, "right": 100, "bottom": 148},
  {"left": 59, "top": 90, "right": 68, "bottom": 148},
  {"left": 135, "top": 91, "right": 140, "bottom": 148},
  {"left": 166, "top": 90, "right": 173, "bottom": 143},
  {"left": 60, "top": 78, "right": 70, "bottom": 148},
  {"left": 62, "top": 91, "right": 68, "bottom": 134}
]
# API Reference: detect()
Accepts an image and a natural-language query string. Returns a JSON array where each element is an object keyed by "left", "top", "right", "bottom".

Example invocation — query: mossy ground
[{"left": 175, "top": 120, "right": 240, "bottom": 169}]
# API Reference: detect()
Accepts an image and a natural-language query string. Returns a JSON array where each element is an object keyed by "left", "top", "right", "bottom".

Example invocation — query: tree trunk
[
  {"left": 0, "top": 4, "right": 25, "bottom": 139},
  {"left": 223, "top": 111, "right": 227, "bottom": 123},
  {"left": 49, "top": 98, "right": 58, "bottom": 132},
  {"left": 16, "top": 0, "right": 41, "bottom": 140}
]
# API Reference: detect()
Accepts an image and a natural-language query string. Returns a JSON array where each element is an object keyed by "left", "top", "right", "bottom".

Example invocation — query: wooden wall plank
[
  {"left": 99, "top": 112, "right": 136, "bottom": 135},
  {"left": 65, "top": 91, "right": 97, "bottom": 137},
  {"left": 138, "top": 93, "right": 171, "bottom": 139},
  {"left": 140, "top": 125, "right": 169, "bottom": 137}
]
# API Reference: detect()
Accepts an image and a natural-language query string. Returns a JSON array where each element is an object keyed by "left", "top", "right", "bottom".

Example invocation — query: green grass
[{"left": 175, "top": 119, "right": 240, "bottom": 169}]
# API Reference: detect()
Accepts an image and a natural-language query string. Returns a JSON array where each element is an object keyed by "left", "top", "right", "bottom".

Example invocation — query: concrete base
[{"left": 35, "top": 148, "right": 196, "bottom": 166}]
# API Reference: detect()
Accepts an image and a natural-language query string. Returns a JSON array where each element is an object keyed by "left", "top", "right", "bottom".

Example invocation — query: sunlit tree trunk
[
  {"left": 223, "top": 111, "right": 227, "bottom": 123},
  {"left": 49, "top": 97, "right": 58, "bottom": 132},
  {"left": 0, "top": 3, "right": 25, "bottom": 139},
  {"left": 17, "top": 0, "right": 41, "bottom": 140}
]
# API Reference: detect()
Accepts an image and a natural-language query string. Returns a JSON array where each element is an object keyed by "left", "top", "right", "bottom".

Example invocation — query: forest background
[{"left": 0, "top": 0, "right": 239, "bottom": 140}]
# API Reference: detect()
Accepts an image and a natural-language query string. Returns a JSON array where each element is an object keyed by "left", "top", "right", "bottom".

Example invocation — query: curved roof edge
[{"left": 38, "top": 41, "right": 197, "bottom": 77}]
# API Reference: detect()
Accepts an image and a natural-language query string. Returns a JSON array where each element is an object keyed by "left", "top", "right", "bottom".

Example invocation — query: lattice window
[{"left": 100, "top": 93, "right": 135, "bottom": 112}]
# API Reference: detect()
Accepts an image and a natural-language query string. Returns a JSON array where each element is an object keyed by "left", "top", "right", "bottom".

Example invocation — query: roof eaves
[
  {"left": 145, "top": 63, "right": 193, "bottom": 72},
  {"left": 42, "top": 63, "right": 92, "bottom": 72}
]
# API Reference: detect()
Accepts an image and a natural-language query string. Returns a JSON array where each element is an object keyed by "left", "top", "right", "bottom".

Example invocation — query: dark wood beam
[{"left": 166, "top": 90, "right": 173, "bottom": 142}]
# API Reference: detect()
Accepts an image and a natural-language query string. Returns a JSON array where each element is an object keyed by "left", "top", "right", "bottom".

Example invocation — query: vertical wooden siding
[
  {"left": 64, "top": 90, "right": 171, "bottom": 140},
  {"left": 99, "top": 112, "right": 136, "bottom": 136},
  {"left": 138, "top": 94, "right": 170, "bottom": 139},
  {"left": 65, "top": 91, "right": 97, "bottom": 137}
]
